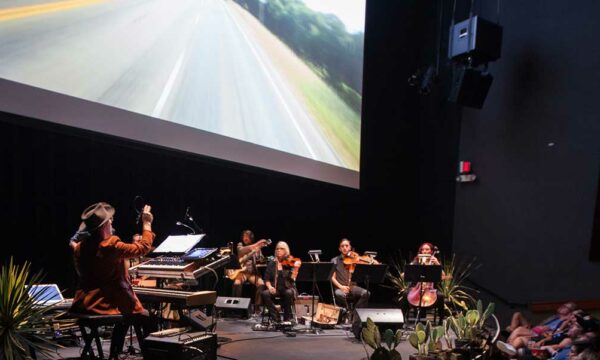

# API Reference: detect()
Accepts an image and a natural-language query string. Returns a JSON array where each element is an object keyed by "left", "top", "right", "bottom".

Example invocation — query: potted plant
[
  {"left": 384, "top": 252, "right": 479, "bottom": 316},
  {"left": 0, "top": 257, "right": 62, "bottom": 359},
  {"left": 407, "top": 321, "right": 446, "bottom": 360},
  {"left": 447, "top": 300, "right": 496, "bottom": 358},
  {"left": 384, "top": 252, "right": 410, "bottom": 304},
  {"left": 361, "top": 317, "right": 403, "bottom": 360},
  {"left": 437, "top": 254, "right": 479, "bottom": 315}
]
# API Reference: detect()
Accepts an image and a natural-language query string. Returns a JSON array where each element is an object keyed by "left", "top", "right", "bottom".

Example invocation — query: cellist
[
  {"left": 403, "top": 242, "right": 446, "bottom": 323},
  {"left": 331, "top": 238, "right": 378, "bottom": 313}
]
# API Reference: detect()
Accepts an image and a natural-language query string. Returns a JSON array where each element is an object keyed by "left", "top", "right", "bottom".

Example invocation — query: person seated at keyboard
[{"left": 70, "top": 202, "right": 158, "bottom": 349}]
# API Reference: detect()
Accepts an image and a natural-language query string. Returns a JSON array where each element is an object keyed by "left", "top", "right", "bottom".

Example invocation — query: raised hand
[{"left": 141, "top": 205, "right": 153, "bottom": 224}]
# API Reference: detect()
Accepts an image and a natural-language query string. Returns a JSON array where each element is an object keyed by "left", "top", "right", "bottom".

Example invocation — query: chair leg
[
  {"left": 79, "top": 324, "right": 95, "bottom": 358},
  {"left": 134, "top": 325, "right": 144, "bottom": 351},
  {"left": 90, "top": 326, "right": 104, "bottom": 359}
]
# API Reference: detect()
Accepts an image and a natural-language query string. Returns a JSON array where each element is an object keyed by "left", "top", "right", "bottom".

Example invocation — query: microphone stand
[{"left": 176, "top": 221, "right": 195, "bottom": 235}]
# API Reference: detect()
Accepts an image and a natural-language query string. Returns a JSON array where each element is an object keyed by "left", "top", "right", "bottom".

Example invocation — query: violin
[
  {"left": 279, "top": 255, "right": 301, "bottom": 268},
  {"left": 279, "top": 255, "right": 301, "bottom": 281},
  {"left": 342, "top": 251, "right": 375, "bottom": 267}
]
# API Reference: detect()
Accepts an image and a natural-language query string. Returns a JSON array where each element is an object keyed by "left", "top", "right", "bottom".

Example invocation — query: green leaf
[
  {"left": 0, "top": 257, "right": 63, "bottom": 358},
  {"left": 482, "top": 302, "right": 495, "bottom": 324},
  {"left": 366, "top": 317, "right": 377, "bottom": 331},
  {"left": 428, "top": 339, "right": 436, "bottom": 352},
  {"left": 362, "top": 326, "right": 378, "bottom": 350},
  {"left": 374, "top": 322, "right": 381, "bottom": 347},
  {"left": 383, "top": 328, "right": 395, "bottom": 350},
  {"left": 465, "top": 309, "right": 480, "bottom": 326},
  {"left": 394, "top": 329, "right": 403, "bottom": 349},
  {"left": 416, "top": 330, "right": 426, "bottom": 344},
  {"left": 408, "top": 332, "right": 419, "bottom": 349}
]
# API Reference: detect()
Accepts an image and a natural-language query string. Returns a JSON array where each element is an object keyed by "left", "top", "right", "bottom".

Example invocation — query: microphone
[
  {"left": 133, "top": 195, "right": 144, "bottom": 225},
  {"left": 183, "top": 206, "right": 203, "bottom": 233},
  {"left": 69, "top": 230, "right": 90, "bottom": 243},
  {"left": 176, "top": 221, "right": 195, "bottom": 235}
]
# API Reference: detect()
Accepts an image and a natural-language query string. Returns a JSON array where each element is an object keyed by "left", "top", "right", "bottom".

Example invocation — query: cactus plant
[{"left": 361, "top": 317, "right": 403, "bottom": 360}]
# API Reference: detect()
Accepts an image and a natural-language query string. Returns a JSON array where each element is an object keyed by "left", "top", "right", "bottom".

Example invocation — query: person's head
[
  {"left": 275, "top": 241, "right": 290, "bottom": 260},
  {"left": 558, "top": 302, "right": 578, "bottom": 318},
  {"left": 339, "top": 238, "right": 351, "bottom": 256},
  {"left": 241, "top": 230, "right": 254, "bottom": 245},
  {"left": 80, "top": 202, "right": 115, "bottom": 240},
  {"left": 568, "top": 323, "right": 585, "bottom": 339},
  {"left": 418, "top": 242, "right": 435, "bottom": 255}
]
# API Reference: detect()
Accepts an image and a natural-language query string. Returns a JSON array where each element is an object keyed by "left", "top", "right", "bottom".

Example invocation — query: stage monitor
[{"left": 0, "top": 0, "right": 366, "bottom": 188}]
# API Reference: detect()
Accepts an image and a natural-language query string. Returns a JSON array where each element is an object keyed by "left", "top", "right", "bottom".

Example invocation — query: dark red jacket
[{"left": 70, "top": 230, "right": 155, "bottom": 315}]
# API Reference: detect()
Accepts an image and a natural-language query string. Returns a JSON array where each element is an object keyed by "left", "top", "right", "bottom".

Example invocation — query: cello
[{"left": 406, "top": 250, "right": 440, "bottom": 307}]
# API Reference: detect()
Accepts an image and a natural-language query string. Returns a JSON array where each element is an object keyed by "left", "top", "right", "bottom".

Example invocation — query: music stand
[
  {"left": 351, "top": 264, "right": 388, "bottom": 307},
  {"left": 403, "top": 265, "right": 442, "bottom": 325},
  {"left": 295, "top": 262, "right": 335, "bottom": 334}
]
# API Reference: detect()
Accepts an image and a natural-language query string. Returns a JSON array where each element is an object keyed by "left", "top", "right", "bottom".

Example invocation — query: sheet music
[{"left": 153, "top": 234, "right": 205, "bottom": 254}]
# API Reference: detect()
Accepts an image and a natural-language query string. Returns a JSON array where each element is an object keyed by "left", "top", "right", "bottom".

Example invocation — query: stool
[
  {"left": 70, "top": 313, "right": 123, "bottom": 359},
  {"left": 330, "top": 282, "right": 356, "bottom": 324},
  {"left": 261, "top": 295, "right": 297, "bottom": 325}
]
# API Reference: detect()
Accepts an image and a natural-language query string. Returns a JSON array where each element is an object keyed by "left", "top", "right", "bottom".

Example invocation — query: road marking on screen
[
  {"left": 0, "top": 0, "right": 105, "bottom": 22},
  {"left": 223, "top": 3, "right": 317, "bottom": 159},
  {"left": 153, "top": 52, "right": 186, "bottom": 118}
]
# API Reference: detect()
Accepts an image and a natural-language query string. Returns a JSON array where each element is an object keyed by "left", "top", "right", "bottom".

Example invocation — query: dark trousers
[
  {"left": 334, "top": 285, "right": 369, "bottom": 310},
  {"left": 261, "top": 288, "right": 296, "bottom": 322},
  {"left": 110, "top": 311, "right": 158, "bottom": 355}
]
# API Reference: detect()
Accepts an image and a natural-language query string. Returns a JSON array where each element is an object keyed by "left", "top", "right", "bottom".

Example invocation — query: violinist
[
  {"left": 331, "top": 238, "right": 377, "bottom": 311},
  {"left": 261, "top": 241, "right": 301, "bottom": 323}
]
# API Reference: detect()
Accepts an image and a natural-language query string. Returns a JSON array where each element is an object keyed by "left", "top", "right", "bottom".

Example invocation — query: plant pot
[
  {"left": 453, "top": 339, "right": 470, "bottom": 349},
  {"left": 409, "top": 354, "right": 442, "bottom": 360}
]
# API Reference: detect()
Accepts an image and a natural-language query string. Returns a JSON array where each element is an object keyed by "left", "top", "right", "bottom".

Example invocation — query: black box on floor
[
  {"left": 142, "top": 331, "right": 217, "bottom": 360},
  {"left": 214, "top": 296, "right": 251, "bottom": 318},
  {"left": 352, "top": 308, "right": 404, "bottom": 339}
]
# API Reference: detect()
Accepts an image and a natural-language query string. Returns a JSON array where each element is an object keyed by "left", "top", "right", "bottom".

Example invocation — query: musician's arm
[
  {"left": 237, "top": 239, "right": 267, "bottom": 256},
  {"left": 291, "top": 260, "right": 301, "bottom": 281},
  {"left": 237, "top": 243, "right": 254, "bottom": 256},
  {"left": 264, "top": 262, "right": 276, "bottom": 293},
  {"left": 331, "top": 272, "right": 343, "bottom": 290}
]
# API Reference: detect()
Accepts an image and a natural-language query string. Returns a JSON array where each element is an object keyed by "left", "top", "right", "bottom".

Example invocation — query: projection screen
[{"left": 0, "top": 0, "right": 366, "bottom": 188}]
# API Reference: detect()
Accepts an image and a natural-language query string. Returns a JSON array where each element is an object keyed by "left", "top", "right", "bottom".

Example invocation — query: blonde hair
[{"left": 275, "top": 241, "right": 290, "bottom": 257}]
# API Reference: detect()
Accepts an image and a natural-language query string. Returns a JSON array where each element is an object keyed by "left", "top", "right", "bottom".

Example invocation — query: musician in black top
[
  {"left": 261, "top": 241, "right": 301, "bottom": 323},
  {"left": 232, "top": 230, "right": 268, "bottom": 304},
  {"left": 331, "top": 238, "right": 370, "bottom": 310}
]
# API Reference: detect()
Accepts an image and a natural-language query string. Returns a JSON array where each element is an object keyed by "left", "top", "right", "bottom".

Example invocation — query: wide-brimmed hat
[{"left": 80, "top": 202, "right": 115, "bottom": 232}]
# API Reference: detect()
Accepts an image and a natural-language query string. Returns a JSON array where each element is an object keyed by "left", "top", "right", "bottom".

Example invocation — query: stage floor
[{"left": 40, "top": 315, "right": 417, "bottom": 359}]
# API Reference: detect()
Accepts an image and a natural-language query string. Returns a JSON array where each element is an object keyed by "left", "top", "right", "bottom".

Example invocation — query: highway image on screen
[{"left": 0, "top": 0, "right": 364, "bottom": 171}]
